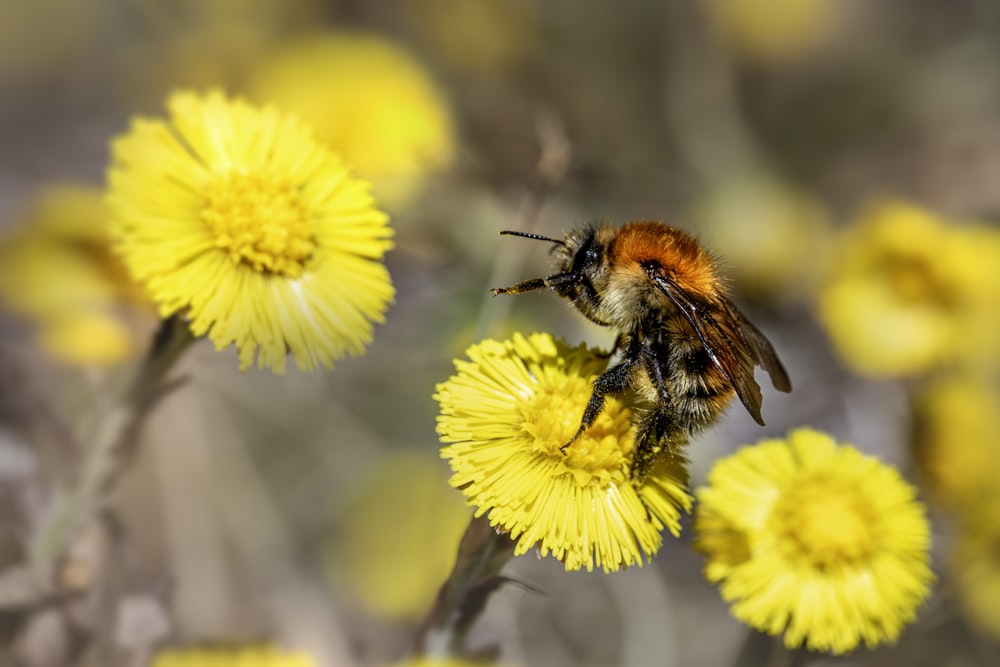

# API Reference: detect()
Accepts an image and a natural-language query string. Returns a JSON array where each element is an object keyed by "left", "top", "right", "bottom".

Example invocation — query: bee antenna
[{"left": 499, "top": 230, "right": 568, "bottom": 248}]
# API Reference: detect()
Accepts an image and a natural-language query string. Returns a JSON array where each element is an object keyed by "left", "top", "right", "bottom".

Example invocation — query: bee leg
[
  {"left": 560, "top": 337, "right": 642, "bottom": 452},
  {"left": 492, "top": 271, "right": 579, "bottom": 295},
  {"left": 640, "top": 340, "right": 672, "bottom": 405},
  {"left": 629, "top": 345, "right": 679, "bottom": 479},
  {"left": 631, "top": 408, "right": 677, "bottom": 480},
  {"left": 559, "top": 363, "right": 631, "bottom": 452},
  {"left": 491, "top": 277, "right": 549, "bottom": 295}
]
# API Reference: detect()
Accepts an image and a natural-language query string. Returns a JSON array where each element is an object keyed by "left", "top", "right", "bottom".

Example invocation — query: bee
[{"left": 493, "top": 220, "right": 792, "bottom": 478}]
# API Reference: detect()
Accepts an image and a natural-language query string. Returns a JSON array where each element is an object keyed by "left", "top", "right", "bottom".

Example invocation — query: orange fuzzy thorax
[{"left": 610, "top": 221, "right": 722, "bottom": 297}]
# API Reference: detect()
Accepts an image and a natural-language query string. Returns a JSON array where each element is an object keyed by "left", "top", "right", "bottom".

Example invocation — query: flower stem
[
  {"left": 416, "top": 514, "right": 517, "bottom": 658},
  {"left": 29, "top": 316, "right": 195, "bottom": 568},
  {"left": 732, "top": 630, "right": 810, "bottom": 667},
  {"left": 128, "top": 314, "right": 196, "bottom": 408}
]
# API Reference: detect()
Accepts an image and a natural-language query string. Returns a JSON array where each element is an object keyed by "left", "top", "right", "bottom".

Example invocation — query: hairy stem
[
  {"left": 416, "top": 514, "right": 517, "bottom": 658},
  {"left": 29, "top": 316, "right": 195, "bottom": 568}
]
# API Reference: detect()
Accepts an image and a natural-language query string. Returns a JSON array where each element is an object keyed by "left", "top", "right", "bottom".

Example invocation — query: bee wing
[
  {"left": 648, "top": 272, "right": 768, "bottom": 425},
  {"left": 723, "top": 297, "right": 793, "bottom": 393}
]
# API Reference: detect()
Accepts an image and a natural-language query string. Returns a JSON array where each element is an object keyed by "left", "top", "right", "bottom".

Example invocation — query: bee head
[
  {"left": 558, "top": 226, "right": 603, "bottom": 275},
  {"left": 501, "top": 226, "right": 611, "bottom": 284}
]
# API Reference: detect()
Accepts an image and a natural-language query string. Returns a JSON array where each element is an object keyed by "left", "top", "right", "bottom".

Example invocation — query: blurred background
[{"left": 1, "top": 0, "right": 999, "bottom": 665}]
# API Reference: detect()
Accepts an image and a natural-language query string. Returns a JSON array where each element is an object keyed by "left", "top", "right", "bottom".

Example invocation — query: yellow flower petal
[
  {"left": 949, "top": 495, "right": 1000, "bottom": 638},
  {"left": 327, "top": 453, "right": 471, "bottom": 619},
  {"left": 151, "top": 645, "right": 317, "bottom": 667},
  {"left": 913, "top": 372, "right": 1000, "bottom": 510},
  {"left": 40, "top": 312, "right": 137, "bottom": 367}
]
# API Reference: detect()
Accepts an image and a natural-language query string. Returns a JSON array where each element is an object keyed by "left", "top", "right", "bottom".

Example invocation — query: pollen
[
  {"left": 202, "top": 170, "right": 315, "bottom": 277},
  {"left": 771, "top": 476, "right": 878, "bottom": 567},
  {"left": 520, "top": 374, "right": 633, "bottom": 480}
]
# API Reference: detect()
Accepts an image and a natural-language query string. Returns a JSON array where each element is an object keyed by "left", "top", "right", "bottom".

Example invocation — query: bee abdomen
[
  {"left": 670, "top": 349, "right": 735, "bottom": 433},
  {"left": 677, "top": 385, "right": 734, "bottom": 427}
]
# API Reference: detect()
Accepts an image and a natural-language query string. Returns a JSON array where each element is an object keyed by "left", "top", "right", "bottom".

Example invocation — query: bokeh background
[{"left": 1, "top": 1, "right": 999, "bottom": 665}]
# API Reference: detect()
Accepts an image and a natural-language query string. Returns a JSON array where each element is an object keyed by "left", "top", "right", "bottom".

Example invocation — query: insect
[{"left": 493, "top": 220, "right": 792, "bottom": 479}]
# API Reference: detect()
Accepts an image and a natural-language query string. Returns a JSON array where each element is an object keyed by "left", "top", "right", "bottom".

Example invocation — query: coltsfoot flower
[
  {"left": 436, "top": 332, "right": 692, "bottom": 573},
  {"left": 694, "top": 175, "right": 832, "bottom": 299},
  {"left": 326, "top": 453, "right": 471, "bottom": 618},
  {"left": 704, "top": 0, "right": 845, "bottom": 63},
  {"left": 694, "top": 428, "right": 934, "bottom": 654},
  {"left": 151, "top": 645, "right": 317, "bottom": 667},
  {"left": 0, "top": 184, "right": 154, "bottom": 366},
  {"left": 250, "top": 32, "right": 455, "bottom": 208},
  {"left": 913, "top": 372, "right": 1000, "bottom": 511},
  {"left": 949, "top": 495, "right": 1000, "bottom": 638},
  {"left": 108, "top": 90, "right": 394, "bottom": 373},
  {"left": 818, "top": 200, "right": 1000, "bottom": 377}
]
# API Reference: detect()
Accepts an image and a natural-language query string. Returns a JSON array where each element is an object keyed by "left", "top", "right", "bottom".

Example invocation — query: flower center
[
  {"left": 771, "top": 476, "right": 879, "bottom": 568},
  {"left": 520, "top": 374, "right": 634, "bottom": 481},
  {"left": 884, "top": 254, "right": 953, "bottom": 308},
  {"left": 202, "top": 170, "right": 315, "bottom": 277}
]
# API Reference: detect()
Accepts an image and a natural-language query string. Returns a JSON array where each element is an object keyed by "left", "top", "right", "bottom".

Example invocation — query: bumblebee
[{"left": 493, "top": 220, "right": 792, "bottom": 478}]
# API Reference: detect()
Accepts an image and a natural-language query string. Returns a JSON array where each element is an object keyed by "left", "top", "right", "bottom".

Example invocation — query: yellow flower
[
  {"left": 913, "top": 372, "right": 1000, "bottom": 511},
  {"left": 436, "top": 332, "right": 692, "bottom": 573},
  {"left": 0, "top": 184, "right": 154, "bottom": 366},
  {"left": 108, "top": 90, "right": 394, "bottom": 373},
  {"left": 326, "top": 452, "right": 471, "bottom": 619},
  {"left": 913, "top": 373, "right": 1000, "bottom": 637},
  {"left": 250, "top": 32, "right": 455, "bottom": 208},
  {"left": 401, "top": 0, "right": 540, "bottom": 74},
  {"left": 151, "top": 645, "right": 317, "bottom": 667},
  {"left": 818, "top": 201, "right": 1000, "bottom": 377},
  {"left": 694, "top": 428, "right": 934, "bottom": 654},
  {"left": 949, "top": 495, "right": 1000, "bottom": 638},
  {"left": 693, "top": 175, "right": 833, "bottom": 300},
  {"left": 704, "top": 0, "right": 845, "bottom": 64}
]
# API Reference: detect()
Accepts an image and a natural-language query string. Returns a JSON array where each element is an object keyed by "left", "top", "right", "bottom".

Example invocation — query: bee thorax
[{"left": 596, "top": 269, "right": 668, "bottom": 328}]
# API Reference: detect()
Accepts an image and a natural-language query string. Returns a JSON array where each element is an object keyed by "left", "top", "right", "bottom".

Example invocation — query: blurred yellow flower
[
  {"left": 694, "top": 428, "right": 934, "bottom": 654},
  {"left": 818, "top": 201, "right": 1000, "bottom": 377},
  {"left": 108, "top": 90, "right": 394, "bottom": 373},
  {"left": 0, "top": 185, "right": 154, "bottom": 366},
  {"left": 913, "top": 372, "right": 1000, "bottom": 511},
  {"left": 326, "top": 452, "right": 471, "bottom": 619},
  {"left": 402, "top": 0, "right": 540, "bottom": 74},
  {"left": 704, "top": 0, "right": 845, "bottom": 64},
  {"left": 949, "top": 495, "right": 1000, "bottom": 638},
  {"left": 151, "top": 645, "right": 317, "bottom": 667},
  {"left": 250, "top": 32, "right": 455, "bottom": 208},
  {"left": 694, "top": 176, "right": 833, "bottom": 300},
  {"left": 436, "top": 332, "right": 692, "bottom": 573}
]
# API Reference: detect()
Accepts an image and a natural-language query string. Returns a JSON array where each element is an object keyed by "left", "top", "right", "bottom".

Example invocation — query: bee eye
[{"left": 572, "top": 237, "right": 601, "bottom": 272}]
